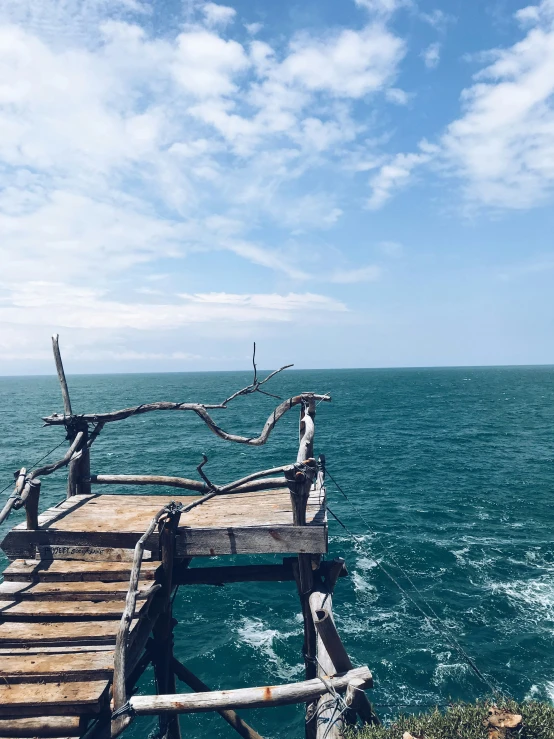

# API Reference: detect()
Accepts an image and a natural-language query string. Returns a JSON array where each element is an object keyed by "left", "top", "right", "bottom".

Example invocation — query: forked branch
[{"left": 220, "top": 343, "right": 293, "bottom": 405}]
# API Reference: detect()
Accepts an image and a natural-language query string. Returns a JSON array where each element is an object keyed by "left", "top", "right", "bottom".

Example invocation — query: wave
[{"left": 236, "top": 616, "right": 302, "bottom": 682}]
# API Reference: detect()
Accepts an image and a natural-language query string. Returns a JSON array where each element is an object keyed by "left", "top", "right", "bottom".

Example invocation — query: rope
[
  {"left": 111, "top": 701, "right": 135, "bottom": 719},
  {"left": 0, "top": 437, "right": 67, "bottom": 498},
  {"left": 325, "top": 468, "right": 506, "bottom": 698}
]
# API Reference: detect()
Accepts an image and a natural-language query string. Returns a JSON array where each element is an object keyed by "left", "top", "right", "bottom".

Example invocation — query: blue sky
[{"left": 1, "top": 0, "right": 553, "bottom": 373}]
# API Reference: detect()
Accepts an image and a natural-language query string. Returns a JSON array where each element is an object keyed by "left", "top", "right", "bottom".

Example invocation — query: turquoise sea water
[{"left": 0, "top": 367, "right": 553, "bottom": 738}]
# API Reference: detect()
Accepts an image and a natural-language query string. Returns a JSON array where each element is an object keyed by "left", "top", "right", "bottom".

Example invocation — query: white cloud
[
  {"left": 0, "top": 0, "right": 407, "bottom": 363},
  {"left": 276, "top": 25, "right": 405, "bottom": 98},
  {"left": 367, "top": 148, "right": 434, "bottom": 209},
  {"left": 172, "top": 30, "right": 249, "bottom": 97},
  {"left": 0, "top": 285, "right": 346, "bottom": 333},
  {"left": 386, "top": 87, "right": 410, "bottom": 104},
  {"left": 328, "top": 265, "right": 382, "bottom": 283},
  {"left": 422, "top": 42, "right": 441, "bottom": 69},
  {"left": 245, "top": 22, "right": 263, "bottom": 35},
  {"left": 440, "top": 0, "right": 554, "bottom": 209},
  {"left": 354, "top": 0, "right": 411, "bottom": 16},
  {"left": 420, "top": 9, "right": 454, "bottom": 31},
  {"left": 201, "top": 3, "right": 236, "bottom": 27}
]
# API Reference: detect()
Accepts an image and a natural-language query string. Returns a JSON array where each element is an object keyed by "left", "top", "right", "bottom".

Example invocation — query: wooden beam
[
  {"left": 152, "top": 509, "right": 182, "bottom": 739},
  {"left": 128, "top": 667, "right": 372, "bottom": 715},
  {"left": 309, "top": 591, "right": 377, "bottom": 730},
  {"left": 51, "top": 334, "right": 72, "bottom": 416},
  {"left": 172, "top": 658, "right": 264, "bottom": 739},
  {"left": 25, "top": 480, "right": 40, "bottom": 531}
]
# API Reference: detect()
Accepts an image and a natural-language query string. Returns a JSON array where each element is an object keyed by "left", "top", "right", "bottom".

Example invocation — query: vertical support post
[
  {"left": 77, "top": 425, "right": 91, "bottom": 496},
  {"left": 52, "top": 334, "right": 72, "bottom": 417},
  {"left": 153, "top": 509, "right": 182, "bottom": 739},
  {"left": 25, "top": 480, "right": 41, "bottom": 530},
  {"left": 292, "top": 398, "right": 319, "bottom": 738}
]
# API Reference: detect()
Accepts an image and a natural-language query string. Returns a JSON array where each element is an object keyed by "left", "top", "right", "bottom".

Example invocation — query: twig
[
  {"left": 220, "top": 342, "right": 293, "bottom": 405},
  {"left": 196, "top": 454, "right": 217, "bottom": 491}
]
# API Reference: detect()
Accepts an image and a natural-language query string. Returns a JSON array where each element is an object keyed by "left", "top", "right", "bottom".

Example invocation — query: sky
[{"left": 1, "top": 0, "right": 554, "bottom": 374}]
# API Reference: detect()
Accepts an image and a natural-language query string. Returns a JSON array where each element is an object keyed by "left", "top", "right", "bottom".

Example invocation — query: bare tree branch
[{"left": 43, "top": 393, "right": 331, "bottom": 446}]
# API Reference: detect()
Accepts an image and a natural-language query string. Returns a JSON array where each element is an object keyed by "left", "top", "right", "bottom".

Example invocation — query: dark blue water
[{"left": 1, "top": 367, "right": 553, "bottom": 737}]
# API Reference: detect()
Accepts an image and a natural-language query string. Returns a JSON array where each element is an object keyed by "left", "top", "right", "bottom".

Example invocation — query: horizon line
[{"left": 1, "top": 362, "right": 554, "bottom": 379}]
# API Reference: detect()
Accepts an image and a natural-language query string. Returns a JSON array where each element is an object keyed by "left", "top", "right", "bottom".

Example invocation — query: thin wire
[
  {"left": 325, "top": 466, "right": 507, "bottom": 696},
  {"left": 0, "top": 437, "right": 67, "bottom": 497},
  {"left": 325, "top": 503, "right": 503, "bottom": 698}
]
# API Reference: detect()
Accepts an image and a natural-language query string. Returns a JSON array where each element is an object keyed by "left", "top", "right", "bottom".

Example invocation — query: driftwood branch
[
  {"left": 52, "top": 334, "right": 72, "bottom": 416},
  {"left": 128, "top": 666, "right": 372, "bottom": 715},
  {"left": 30, "top": 432, "right": 84, "bottom": 480},
  {"left": 42, "top": 393, "right": 330, "bottom": 446},
  {"left": 0, "top": 469, "right": 27, "bottom": 526},
  {"left": 112, "top": 505, "right": 174, "bottom": 736},
  {"left": 90, "top": 475, "right": 287, "bottom": 495},
  {"left": 91, "top": 463, "right": 291, "bottom": 496}
]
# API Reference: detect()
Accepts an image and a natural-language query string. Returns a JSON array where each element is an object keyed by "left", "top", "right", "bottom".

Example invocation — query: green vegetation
[{"left": 345, "top": 700, "right": 554, "bottom": 739}]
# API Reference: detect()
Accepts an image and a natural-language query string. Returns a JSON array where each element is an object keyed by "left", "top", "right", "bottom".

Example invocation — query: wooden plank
[
  {"left": 0, "top": 645, "right": 114, "bottom": 655},
  {"left": 11, "top": 496, "right": 96, "bottom": 531},
  {"left": 2, "top": 524, "right": 326, "bottom": 559},
  {"left": 1, "top": 532, "right": 159, "bottom": 560},
  {"left": 0, "top": 680, "right": 110, "bottom": 717},
  {"left": 175, "top": 524, "right": 328, "bottom": 557},
  {"left": 0, "top": 598, "right": 148, "bottom": 621},
  {"left": 2, "top": 559, "right": 160, "bottom": 582},
  {"left": 0, "top": 715, "right": 83, "bottom": 738},
  {"left": 0, "top": 619, "right": 137, "bottom": 646},
  {"left": 36, "top": 546, "right": 154, "bottom": 562},
  {"left": 129, "top": 666, "right": 373, "bottom": 715},
  {"left": 0, "top": 580, "right": 155, "bottom": 601},
  {"left": 0, "top": 651, "right": 114, "bottom": 683}
]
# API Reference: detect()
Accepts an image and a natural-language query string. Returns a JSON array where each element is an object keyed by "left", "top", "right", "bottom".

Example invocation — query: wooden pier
[{"left": 0, "top": 338, "right": 377, "bottom": 739}]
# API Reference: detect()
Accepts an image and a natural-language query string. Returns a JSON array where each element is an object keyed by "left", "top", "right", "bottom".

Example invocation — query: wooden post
[
  {"left": 291, "top": 400, "right": 320, "bottom": 738},
  {"left": 25, "top": 479, "right": 41, "bottom": 530},
  {"left": 52, "top": 334, "right": 72, "bottom": 417},
  {"left": 309, "top": 591, "right": 377, "bottom": 731},
  {"left": 152, "top": 509, "right": 182, "bottom": 739},
  {"left": 77, "top": 424, "right": 91, "bottom": 496}
]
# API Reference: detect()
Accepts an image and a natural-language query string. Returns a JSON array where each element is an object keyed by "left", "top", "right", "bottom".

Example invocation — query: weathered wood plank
[
  {"left": 35, "top": 546, "right": 154, "bottom": 562},
  {"left": 0, "top": 715, "right": 83, "bottom": 738},
  {"left": 0, "top": 645, "right": 114, "bottom": 655},
  {"left": 0, "top": 620, "right": 138, "bottom": 646},
  {"left": 0, "top": 651, "right": 114, "bottom": 683},
  {"left": 0, "top": 680, "right": 110, "bottom": 716},
  {"left": 0, "top": 598, "right": 148, "bottom": 621},
  {"left": 11, "top": 496, "right": 96, "bottom": 531},
  {"left": 0, "top": 580, "right": 155, "bottom": 601},
  {"left": 176, "top": 525, "right": 327, "bottom": 557},
  {"left": 3, "top": 559, "right": 160, "bottom": 582},
  {"left": 129, "top": 667, "right": 373, "bottom": 714},
  {"left": 2, "top": 525, "right": 326, "bottom": 559}
]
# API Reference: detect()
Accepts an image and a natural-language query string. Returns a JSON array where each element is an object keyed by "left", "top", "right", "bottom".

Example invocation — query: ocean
[{"left": 0, "top": 367, "right": 553, "bottom": 738}]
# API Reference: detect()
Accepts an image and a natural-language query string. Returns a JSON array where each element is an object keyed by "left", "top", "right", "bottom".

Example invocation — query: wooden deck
[
  {"left": 2, "top": 488, "right": 327, "bottom": 560},
  {"left": 0, "top": 486, "right": 327, "bottom": 737}
]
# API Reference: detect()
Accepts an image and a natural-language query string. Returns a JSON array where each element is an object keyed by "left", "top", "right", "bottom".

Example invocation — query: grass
[{"left": 345, "top": 700, "right": 554, "bottom": 739}]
